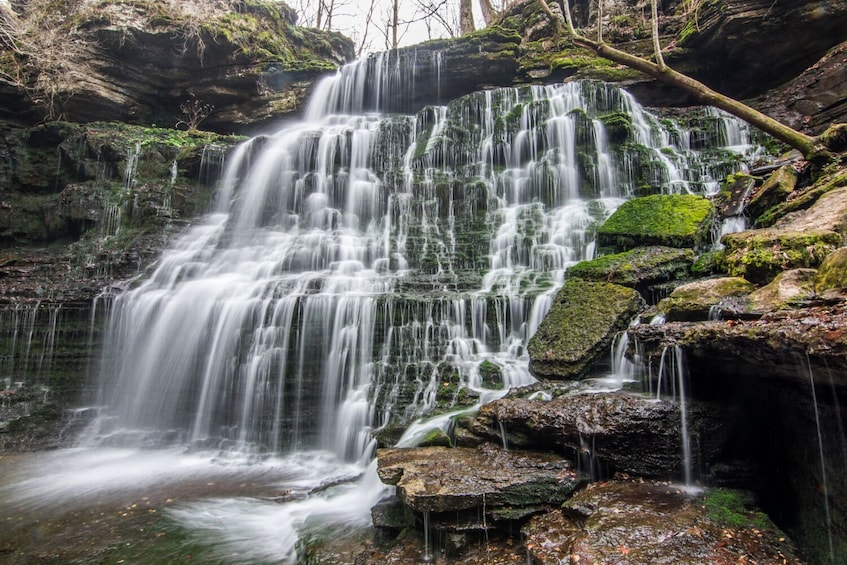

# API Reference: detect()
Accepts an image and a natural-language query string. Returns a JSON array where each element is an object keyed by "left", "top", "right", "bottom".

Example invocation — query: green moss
[
  {"left": 814, "top": 247, "right": 847, "bottom": 294},
  {"left": 598, "top": 112, "right": 633, "bottom": 144},
  {"left": 746, "top": 165, "right": 797, "bottom": 222},
  {"left": 418, "top": 428, "right": 453, "bottom": 448},
  {"left": 479, "top": 360, "right": 504, "bottom": 389},
  {"left": 568, "top": 246, "right": 694, "bottom": 288},
  {"left": 597, "top": 194, "right": 716, "bottom": 252},
  {"left": 703, "top": 488, "right": 772, "bottom": 531},
  {"left": 528, "top": 279, "right": 644, "bottom": 379},
  {"left": 690, "top": 250, "right": 723, "bottom": 276},
  {"left": 719, "top": 229, "right": 840, "bottom": 284}
]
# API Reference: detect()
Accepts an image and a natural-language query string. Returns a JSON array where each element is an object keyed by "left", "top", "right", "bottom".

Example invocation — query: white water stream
[{"left": 0, "top": 52, "right": 756, "bottom": 562}]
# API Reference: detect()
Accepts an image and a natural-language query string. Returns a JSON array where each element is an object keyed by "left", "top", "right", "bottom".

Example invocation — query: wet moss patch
[
  {"left": 597, "top": 194, "right": 715, "bottom": 252},
  {"left": 528, "top": 279, "right": 644, "bottom": 379},
  {"left": 567, "top": 246, "right": 694, "bottom": 291},
  {"left": 719, "top": 229, "right": 840, "bottom": 284}
]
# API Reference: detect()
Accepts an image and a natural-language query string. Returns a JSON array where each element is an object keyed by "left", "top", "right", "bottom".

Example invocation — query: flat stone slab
[
  {"left": 597, "top": 194, "right": 715, "bottom": 252},
  {"left": 656, "top": 276, "right": 755, "bottom": 321},
  {"left": 376, "top": 445, "right": 580, "bottom": 513},
  {"left": 468, "top": 391, "right": 725, "bottom": 479},
  {"left": 523, "top": 480, "right": 802, "bottom": 565},
  {"left": 567, "top": 245, "right": 694, "bottom": 290}
]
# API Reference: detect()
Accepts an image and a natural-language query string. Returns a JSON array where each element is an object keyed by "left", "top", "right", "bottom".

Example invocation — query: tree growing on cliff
[
  {"left": 0, "top": 0, "right": 87, "bottom": 120},
  {"left": 538, "top": 0, "right": 839, "bottom": 160}
]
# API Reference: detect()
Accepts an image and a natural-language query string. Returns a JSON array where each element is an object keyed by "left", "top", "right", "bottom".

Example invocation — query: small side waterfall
[
  {"left": 807, "top": 356, "right": 835, "bottom": 562},
  {"left": 653, "top": 344, "right": 696, "bottom": 486}
]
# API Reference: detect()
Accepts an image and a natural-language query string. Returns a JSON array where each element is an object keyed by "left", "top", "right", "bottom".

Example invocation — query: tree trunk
[
  {"left": 650, "top": 0, "right": 665, "bottom": 69},
  {"left": 479, "top": 0, "right": 497, "bottom": 26},
  {"left": 392, "top": 0, "right": 399, "bottom": 48},
  {"left": 460, "top": 0, "right": 475, "bottom": 35},
  {"left": 550, "top": 0, "right": 817, "bottom": 158}
]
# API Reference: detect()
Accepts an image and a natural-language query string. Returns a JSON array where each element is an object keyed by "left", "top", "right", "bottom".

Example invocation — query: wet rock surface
[
  {"left": 656, "top": 277, "right": 755, "bottom": 321},
  {"left": 522, "top": 480, "right": 802, "bottom": 565},
  {"left": 376, "top": 445, "right": 580, "bottom": 514},
  {"left": 527, "top": 280, "right": 644, "bottom": 379},
  {"left": 632, "top": 302, "right": 847, "bottom": 387},
  {"left": 467, "top": 392, "right": 725, "bottom": 479}
]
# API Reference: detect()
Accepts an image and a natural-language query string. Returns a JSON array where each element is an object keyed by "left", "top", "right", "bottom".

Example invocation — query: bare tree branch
[{"left": 551, "top": 0, "right": 818, "bottom": 157}]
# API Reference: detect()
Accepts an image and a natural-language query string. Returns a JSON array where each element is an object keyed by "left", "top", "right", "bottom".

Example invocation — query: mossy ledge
[
  {"left": 567, "top": 245, "right": 694, "bottom": 298},
  {"left": 596, "top": 194, "right": 715, "bottom": 252},
  {"left": 719, "top": 229, "right": 841, "bottom": 285}
]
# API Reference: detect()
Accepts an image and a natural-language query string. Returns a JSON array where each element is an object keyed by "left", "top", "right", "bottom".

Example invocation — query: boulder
[
  {"left": 719, "top": 229, "right": 840, "bottom": 284},
  {"left": 523, "top": 481, "right": 802, "bottom": 565},
  {"left": 527, "top": 280, "right": 644, "bottom": 379},
  {"left": 748, "top": 268, "right": 817, "bottom": 312},
  {"left": 467, "top": 392, "right": 725, "bottom": 479},
  {"left": 566, "top": 246, "right": 694, "bottom": 299},
  {"left": 657, "top": 277, "right": 755, "bottom": 322},
  {"left": 757, "top": 176, "right": 847, "bottom": 229},
  {"left": 775, "top": 185, "right": 847, "bottom": 235},
  {"left": 376, "top": 445, "right": 580, "bottom": 515},
  {"left": 815, "top": 246, "right": 847, "bottom": 295},
  {"left": 745, "top": 165, "right": 798, "bottom": 221},
  {"left": 713, "top": 173, "right": 756, "bottom": 218},
  {"left": 596, "top": 194, "right": 715, "bottom": 253}
]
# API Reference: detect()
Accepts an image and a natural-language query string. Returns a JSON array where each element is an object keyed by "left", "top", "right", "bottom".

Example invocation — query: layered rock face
[
  {"left": 0, "top": 0, "right": 353, "bottom": 132},
  {"left": 676, "top": 0, "right": 847, "bottom": 98}
]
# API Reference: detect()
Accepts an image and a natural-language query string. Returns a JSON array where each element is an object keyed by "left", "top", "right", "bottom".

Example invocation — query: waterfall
[{"left": 1, "top": 54, "right": 757, "bottom": 562}]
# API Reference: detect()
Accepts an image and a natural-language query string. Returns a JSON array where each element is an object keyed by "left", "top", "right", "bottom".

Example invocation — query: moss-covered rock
[
  {"left": 528, "top": 280, "right": 644, "bottom": 379},
  {"left": 657, "top": 277, "right": 755, "bottom": 322},
  {"left": 814, "top": 247, "right": 847, "bottom": 295},
  {"left": 691, "top": 250, "right": 723, "bottom": 277},
  {"left": 746, "top": 165, "right": 798, "bottom": 222},
  {"left": 597, "top": 111, "right": 633, "bottom": 144},
  {"left": 596, "top": 194, "right": 716, "bottom": 252},
  {"left": 719, "top": 229, "right": 840, "bottom": 285},
  {"left": 567, "top": 246, "right": 694, "bottom": 296},
  {"left": 748, "top": 269, "right": 817, "bottom": 312},
  {"left": 819, "top": 123, "right": 847, "bottom": 153}
]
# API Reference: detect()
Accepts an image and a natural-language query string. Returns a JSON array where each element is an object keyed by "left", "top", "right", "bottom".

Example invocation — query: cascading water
[{"left": 0, "top": 51, "right": 755, "bottom": 562}]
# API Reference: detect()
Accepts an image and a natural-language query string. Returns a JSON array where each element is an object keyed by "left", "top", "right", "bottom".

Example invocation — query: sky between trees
[{"left": 292, "top": 0, "right": 508, "bottom": 55}]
